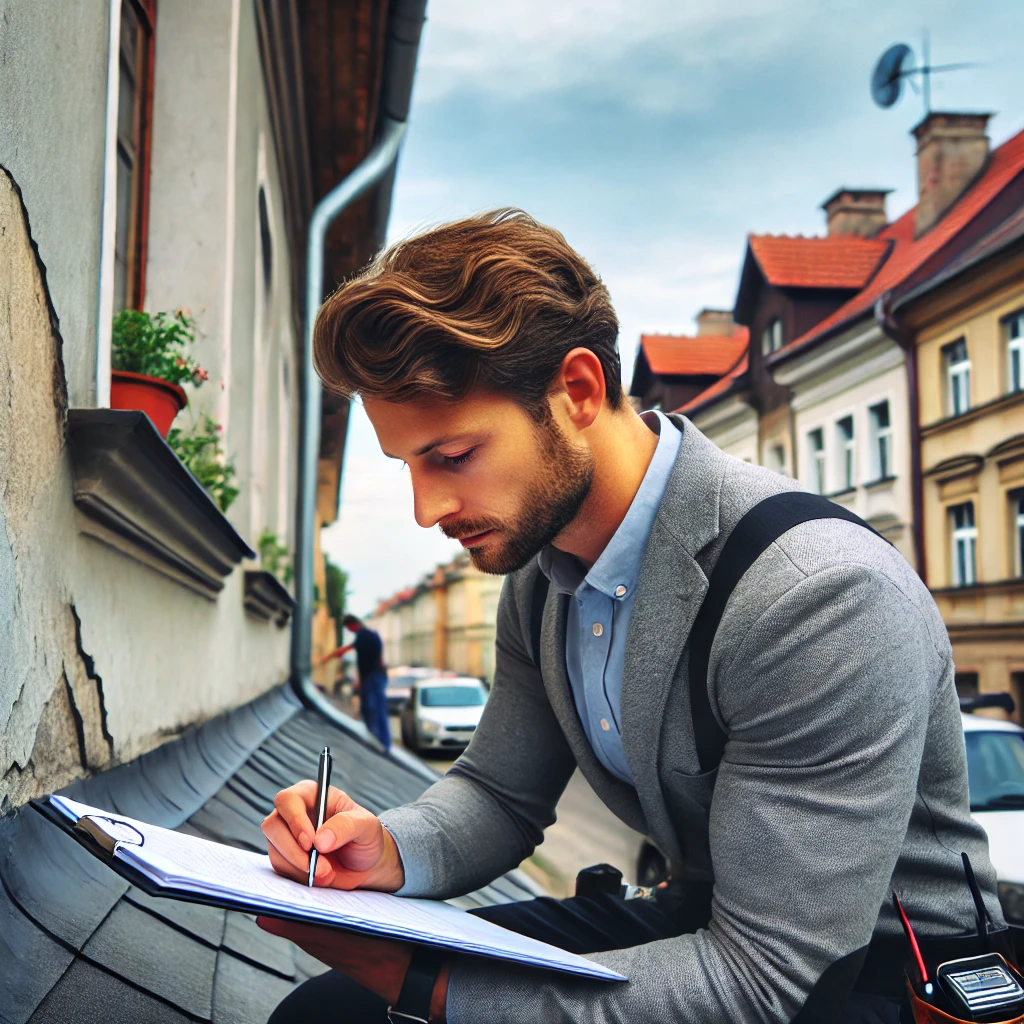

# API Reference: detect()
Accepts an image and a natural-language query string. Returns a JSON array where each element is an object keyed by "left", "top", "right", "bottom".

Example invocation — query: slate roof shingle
[{"left": 0, "top": 685, "right": 539, "bottom": 1024}]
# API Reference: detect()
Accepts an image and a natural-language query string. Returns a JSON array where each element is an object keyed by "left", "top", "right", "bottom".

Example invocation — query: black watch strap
[{"left": 388, "top": 946, "right": 447, "bottom": 1024}]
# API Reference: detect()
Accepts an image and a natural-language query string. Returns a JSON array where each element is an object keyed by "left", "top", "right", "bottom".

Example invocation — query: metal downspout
[
  {"left": 291, "top": 0, "right": 427, "bottom": 704},
  {"left": 874, "top": 293, "right": 927, "bottom": 584}
]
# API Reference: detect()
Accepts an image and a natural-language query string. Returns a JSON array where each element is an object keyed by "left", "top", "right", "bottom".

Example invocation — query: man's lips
[{"left": 456, "top": 529, "right": 495, "bottom": 547}]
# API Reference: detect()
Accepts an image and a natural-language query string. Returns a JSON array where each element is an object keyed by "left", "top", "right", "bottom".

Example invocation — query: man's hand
[
  {"left": 261, "top": 781, "right": 405, "bottom": 892},
  {"left": 255, "top": 919, "right": 451, "bottom": 1020}
]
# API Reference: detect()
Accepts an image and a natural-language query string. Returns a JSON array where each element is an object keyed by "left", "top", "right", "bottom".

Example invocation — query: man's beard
[{"left": 440, "top": 417, "right": 594, "bottom": 575}]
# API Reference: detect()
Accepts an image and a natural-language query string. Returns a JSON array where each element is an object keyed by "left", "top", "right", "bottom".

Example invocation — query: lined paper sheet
[{"left": 50, "top": 795, "right": 624, "bottom": 982}]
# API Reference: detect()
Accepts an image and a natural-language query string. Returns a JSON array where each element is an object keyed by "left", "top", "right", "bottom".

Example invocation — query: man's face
[{"left": 362, "top": 390, "right": 594, "bottom": 574}]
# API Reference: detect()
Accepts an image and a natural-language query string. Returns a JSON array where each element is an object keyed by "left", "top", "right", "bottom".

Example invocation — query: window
[
  {"left": 1015, "top": 492, "right": 1024, "bottom": 577},
  {"left": 761, "top": 318, "right": 783, "bottom": 356},
  {"left": 836, "top": 415, "right": 855, "bottom": 491},
  {"left": 258, "top": 185, "right": 273, "bottom": 298},
  {"left": 113, "top": 0, "right": 156, "bottom": 313},
  {"left": 766, "top": 443, "right": 786, "bottom": 475},
  {"left": 868, "top": 400, "right": 893, "bottom": 480},
  {"left": 955, "top": 672, "right": 980, "bottom": 700},
  {"left": 807, "top": 428, "right": 825, "bottom": 495},
  {"left": 950, "top": 502, "right": 977, "bottom": 587},
  {"left": 943, "top": 337, "right": 971, "bottom": 417},
  {"left": 1007, "top": 310, "right": 1024, "bottom": 394}
]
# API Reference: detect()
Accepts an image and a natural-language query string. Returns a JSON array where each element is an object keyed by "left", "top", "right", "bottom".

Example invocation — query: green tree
[{"left": 324, "top": 557, "right": 348, "bottom": 627}]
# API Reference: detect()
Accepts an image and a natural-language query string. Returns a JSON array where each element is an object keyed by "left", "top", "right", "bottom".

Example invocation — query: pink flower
[{"left": 193, "top": 366, "right": 209, "bottom": 383}]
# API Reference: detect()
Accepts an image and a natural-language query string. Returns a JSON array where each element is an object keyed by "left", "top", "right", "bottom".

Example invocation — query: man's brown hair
[{"left": 312, "top": 209, "right": 622, "bottom": 415}]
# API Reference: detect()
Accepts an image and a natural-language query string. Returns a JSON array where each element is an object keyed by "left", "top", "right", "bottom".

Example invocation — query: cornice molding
[{"left": 67, "top": 410, "right": 255, "bottom": 600}]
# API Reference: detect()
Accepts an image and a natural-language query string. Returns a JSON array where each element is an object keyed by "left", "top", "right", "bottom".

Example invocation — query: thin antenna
[{"left": 922, "top": 30, "right": 931, "bottom": 116}]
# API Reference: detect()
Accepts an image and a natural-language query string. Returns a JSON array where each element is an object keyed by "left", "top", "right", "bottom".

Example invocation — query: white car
[
  {"left": 385, "top": 666, "right": 435, "bottom": 714},
  {"left": 962, "top": 712, "right": 1024, "bottom": 935},
  {"left": 400, "top": 677, "right": 487, "bottom": 755}
]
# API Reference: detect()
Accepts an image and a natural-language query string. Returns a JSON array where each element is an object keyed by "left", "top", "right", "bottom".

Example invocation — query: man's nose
[{"left": 411, "top": 473, "right": 461, "bottom": 529}]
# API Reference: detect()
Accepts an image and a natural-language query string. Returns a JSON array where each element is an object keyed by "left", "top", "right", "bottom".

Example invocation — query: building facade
[
  {"left": 369, "top": 552, "right": 505, "bottom": 683},
  {"left": 0, "top": 0, "right": 413, "bottom": 806},
  {"left": 897, "top": 206, "right": 1024, "bottom": 716}
]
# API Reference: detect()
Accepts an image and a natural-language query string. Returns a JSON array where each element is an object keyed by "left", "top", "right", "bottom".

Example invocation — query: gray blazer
[{"left": 380, "top": 416, "right": 1002, "bottom": 1023}]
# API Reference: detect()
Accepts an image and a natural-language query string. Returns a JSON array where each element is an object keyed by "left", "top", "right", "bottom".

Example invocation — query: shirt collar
[{"left": 538, "top": 410, "right": 682, "bottom": 598}]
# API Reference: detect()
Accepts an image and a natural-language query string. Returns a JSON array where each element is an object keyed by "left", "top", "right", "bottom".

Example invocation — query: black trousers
[{"left": 268, "top": 883, "right": 902, "bottom": 1023}]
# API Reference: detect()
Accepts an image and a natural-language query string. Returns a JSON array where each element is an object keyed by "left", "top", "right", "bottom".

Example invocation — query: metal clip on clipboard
[{"left": 74, "top": 814, "right": 145, "bottom": 856}]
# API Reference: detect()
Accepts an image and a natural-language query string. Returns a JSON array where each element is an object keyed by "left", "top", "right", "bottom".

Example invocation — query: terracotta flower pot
[{"left": 110, "top": 370, "right": 188, "bottom": 438}]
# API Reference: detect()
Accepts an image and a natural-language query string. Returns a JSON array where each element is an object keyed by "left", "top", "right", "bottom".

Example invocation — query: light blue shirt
[{"left": 537, "top": 411, "right": 682, "bottom": 785}]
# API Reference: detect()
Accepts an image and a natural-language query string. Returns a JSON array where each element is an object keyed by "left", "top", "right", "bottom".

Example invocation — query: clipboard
[{"left": 30, "top": 796, "right": 626, "bottom": 982}]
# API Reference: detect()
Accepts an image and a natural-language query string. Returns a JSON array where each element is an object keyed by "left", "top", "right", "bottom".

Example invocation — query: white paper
[{"left": 50, "top": 794, "right": 625, "bottom": 982}]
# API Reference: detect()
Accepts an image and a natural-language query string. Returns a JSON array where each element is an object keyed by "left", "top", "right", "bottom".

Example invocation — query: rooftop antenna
[{"left": 870, "top": 33, "right": 976, "bottom": 116}]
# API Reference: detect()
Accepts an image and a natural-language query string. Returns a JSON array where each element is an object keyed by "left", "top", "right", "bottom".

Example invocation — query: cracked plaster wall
[
  {"left": 0, "top": 168, "right": 113, "bottom": 811},
  {"left": 0, "top": 1, "right": 294, "bottom": 809}
]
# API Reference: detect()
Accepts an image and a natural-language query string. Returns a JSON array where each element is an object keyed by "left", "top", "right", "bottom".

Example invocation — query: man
[
  {"left": 321, "top": 614, "right": 390, "bottom": 751},
  {"left": 261, "top": 210, "right": 1005, "bottom": 1023}
]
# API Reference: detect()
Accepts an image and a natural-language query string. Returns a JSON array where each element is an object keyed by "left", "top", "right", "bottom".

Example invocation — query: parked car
[
  {"left": 963, "top": 712, "right": 1024, "bottom": 937},
  {"left": 400, "top": 676, "right": 487, "bottom": 755},
  {"left": 633, "top": 711, "right": 1024, "bottom": 941},
  {"left": 385, "top": 666, "right": 434, "bottom": 714}
]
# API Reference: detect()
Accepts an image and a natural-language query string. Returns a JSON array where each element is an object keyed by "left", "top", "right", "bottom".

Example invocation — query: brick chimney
[
  {"left": 913, "top": 112, "right": 991, "bottom": 237},
  {"left": 820, "top": 189, "right": 890, "bottom": 237},
  {"left": 695, "top": 308, "right": 738, "bottom": 336}
]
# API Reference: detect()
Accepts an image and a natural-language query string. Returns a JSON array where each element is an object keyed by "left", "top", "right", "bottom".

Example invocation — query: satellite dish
[{"left": 871, "top": 43, "right": 913, "bottom": 108}]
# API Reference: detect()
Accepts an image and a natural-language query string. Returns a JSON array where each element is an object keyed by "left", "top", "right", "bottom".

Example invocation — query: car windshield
[
  {"left": 965, "top": 730, "right": 1024, "bottom": 810},
  {"left": 388, "top": 674, "right": 418, "bottom": 689},
  {"left": 419, "top": 686, "right": 485, "bottom": 708}
]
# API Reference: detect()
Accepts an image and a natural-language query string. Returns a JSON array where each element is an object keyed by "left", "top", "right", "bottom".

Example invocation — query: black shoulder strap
[
  {"left": 688, "top": 491, "right": 885, "bottom": 774},
  {"left": 529, "top": 568, "right": 550, "bottom": 669}
]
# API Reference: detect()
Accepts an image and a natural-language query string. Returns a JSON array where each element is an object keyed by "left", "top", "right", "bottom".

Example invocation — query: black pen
[{"left": 307, "top": 745, "right": 332, "bottom": 887}]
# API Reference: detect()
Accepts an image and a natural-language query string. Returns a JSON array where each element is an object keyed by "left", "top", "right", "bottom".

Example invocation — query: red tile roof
[
  {"left": 677, "top": 350, "right": 749, "bottom": 415},
  {"left": 748, "top": 234, "right": 891, "bottom": 290},
  {"left": 773, "top": 123, "right": 1024, "bottom": 362},
  {"left": 639, "top": 328, "right": 749, "bottom": 377}
]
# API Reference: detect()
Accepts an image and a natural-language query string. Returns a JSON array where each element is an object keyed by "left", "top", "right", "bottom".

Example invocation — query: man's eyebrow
[{"left": 380, "top": 435, "right": 464, "bottom": 461}]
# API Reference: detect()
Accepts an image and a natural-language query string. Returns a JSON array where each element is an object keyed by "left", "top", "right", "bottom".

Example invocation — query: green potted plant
[
  {"left": 110, "top": 309, "right": 208, "bottom": 437},
  {"left": 167, "top": 415, "right": 239, "bottom": 512}
]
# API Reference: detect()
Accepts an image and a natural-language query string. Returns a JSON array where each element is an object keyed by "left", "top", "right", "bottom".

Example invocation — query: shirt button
[
  {"left": 600, "top": 718, "right": 611, "bottom": 731},
  {"left": 614, "top": 584, "right": 627, "bottom": 597},
  {"left": 592, "top": 622, "right": 604, "bottom": 637}
]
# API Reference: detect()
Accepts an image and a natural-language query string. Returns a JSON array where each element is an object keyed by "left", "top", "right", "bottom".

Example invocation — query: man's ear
[{"left": 553, "top": 348, "right": 606, "bottom": 431}]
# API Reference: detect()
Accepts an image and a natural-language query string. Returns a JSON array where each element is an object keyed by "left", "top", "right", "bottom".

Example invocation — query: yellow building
[
  {"left": 896, "top": 205, "right": 1024, "bottom": 718},
  {"left": 368, "top": 551, "right": 504, "bottom": 683}
]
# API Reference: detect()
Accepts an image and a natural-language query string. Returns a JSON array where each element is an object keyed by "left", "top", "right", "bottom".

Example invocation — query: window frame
[
  {"left": 113, "top": 0, "right": 156, "bottom": 313},
  {"left": 761, "top": 318, "right": 783, "bottom": 356},
  {"left": 1004, "top": 308, "right": 1024, "bottom": 395},
  {"left": 807, "top": 427, "right": 826, "bottom": 495},
  {"left": 1014, "top": 490, "right": 1024, "bottom": 578},
  {"left": 835, "top": 414, "right": 855, "bottom": 492},
  {"left": 949, "top": 501, "right": 978, "bottom": 588},
  {"left": 868, "top": 399, "right": 893, "bottom": 481},
  {"left": 943, "top": 337, "right": 971, "bottom": 418}
]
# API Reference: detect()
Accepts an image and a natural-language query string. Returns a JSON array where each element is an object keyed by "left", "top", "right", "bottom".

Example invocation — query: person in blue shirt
[{"left": 330, "top": 614, "right": 389, "bottom": 752}]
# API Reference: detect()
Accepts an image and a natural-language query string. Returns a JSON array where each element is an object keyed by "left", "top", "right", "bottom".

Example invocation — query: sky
[{"left": 322, "top": 0, "right": 1024, "bottom": 616}]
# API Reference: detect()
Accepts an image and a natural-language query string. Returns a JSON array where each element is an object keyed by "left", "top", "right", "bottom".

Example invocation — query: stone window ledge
[
  {"left": 243, "top": 570, "right": 295, "bottom": 625},
  {"left": 67, "top": 409, "right": 255, "bottom": 600}
]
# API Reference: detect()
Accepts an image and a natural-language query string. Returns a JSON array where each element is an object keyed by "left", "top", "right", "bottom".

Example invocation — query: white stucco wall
[
  {"left": 0, "top": 1, "right": 300, "bottom": 806},
  {"left": 691, "top": 397, "right": 759, "bottom": 464},
  {"left": 0, "top": 0, "right": 110, "bottom": 408},
  {"left": 776, "top": 323, "right": 916, "bottom": 567}
]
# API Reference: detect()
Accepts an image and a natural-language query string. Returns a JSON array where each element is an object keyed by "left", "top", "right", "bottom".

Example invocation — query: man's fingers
[
  {"left": 262, "top": 810, "right": 312, "bottom": 870},
  {"left": 266, "top": 842, "right": 309, "bottom": 884},
  {"left": 272, "top": 782, "right": 319, "bottom": 850},
  {"left": 315, "top": 807, "right": 382, "bottom": 869}
]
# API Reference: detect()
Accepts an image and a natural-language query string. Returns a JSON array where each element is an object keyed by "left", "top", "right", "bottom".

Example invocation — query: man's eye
[{"left": 442, "top": 448, "right": 476, "bottom": 466}]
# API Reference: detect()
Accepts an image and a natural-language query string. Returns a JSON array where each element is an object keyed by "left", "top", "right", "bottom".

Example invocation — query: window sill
[
  {"left": 921, "top": 389, "right": 1024, "bottom": 438},
  {"left": 825, "top": 486, "right": 857, "bottom": 500},
  {"left": 930, "top": 578, "right": 1024, "bottom": 598},
  {"left": 244, "top": 570, "right": 295, "bottom": 626},
  {"left": 864, "top": 475, "right": 898, "bottom": 492},
  {"left": 67, "top": 409, "right": 255, "bottom": 600}
]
